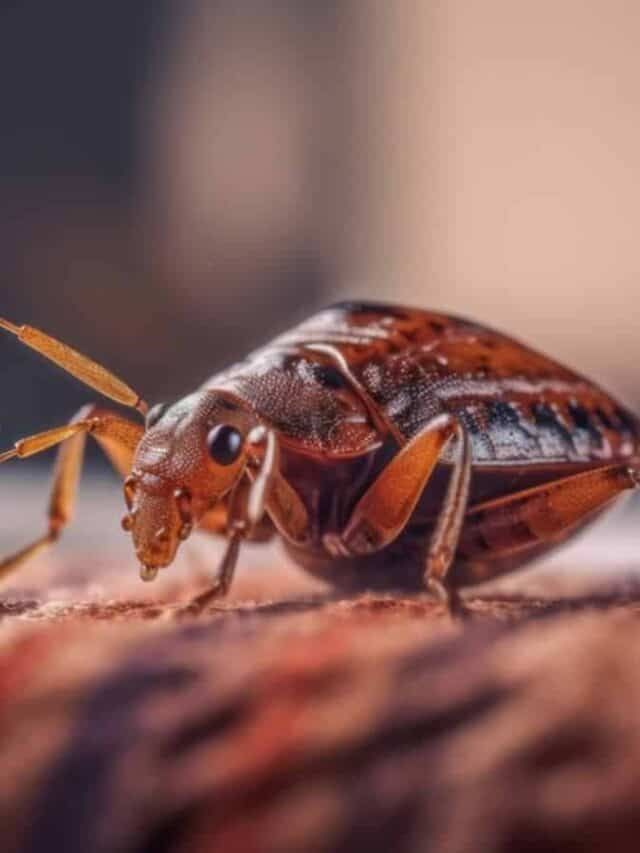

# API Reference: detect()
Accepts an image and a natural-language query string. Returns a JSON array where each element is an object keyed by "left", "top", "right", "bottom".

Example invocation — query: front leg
[
  {"left": 180, "top": 427, "right": 310, "bottom": 614},
  {"left": 323, "top": 413, "right": 472, "bottom": 614},
  {"left": 196, "top": 481, "right": 275, "bottom": 543},
  {"left": 0, "top": 405, "right": 143, "bottom": 582}
]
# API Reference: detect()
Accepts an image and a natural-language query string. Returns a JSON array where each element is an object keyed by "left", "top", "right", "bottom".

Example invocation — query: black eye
[
  {"left": 146, "top": 402, "right": 170, "bottom": 429},
  {"left": 207, "top": 424, "right": 243, "bottom": 465}
]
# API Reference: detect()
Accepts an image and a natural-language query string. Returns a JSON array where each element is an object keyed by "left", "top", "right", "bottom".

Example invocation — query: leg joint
[{"left": 48, "top": 518, "right": 65, "bottom": 542}]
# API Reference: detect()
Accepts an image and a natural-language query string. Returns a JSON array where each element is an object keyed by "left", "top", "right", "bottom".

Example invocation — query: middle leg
[{"left": 322, "top": 412, "right": 472, "bottom": 610}]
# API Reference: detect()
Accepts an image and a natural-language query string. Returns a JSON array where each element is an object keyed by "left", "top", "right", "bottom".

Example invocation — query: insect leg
[
  {"left": 229, "top": 425, "right": 308, "bottom": 548},
  {"left": 422, "top": 421, "right": 472, "bottom": 613},
  {"left": 0, "top": 405, "right": 143, "bottom": 582},
  {"left": 323, "top": 413, "right": 461, "bottom": 556},
  {"left": 179, "top": 529, "right": 244, "bottom": 614},
  {"left": 180, "top": 428, "right": 309, "bottom": 614},
  {"left": 196, "top": 485, "right": 274, "bottom": 542},
  {"left": 178, "top": 477, "right": 254, "bottom": 614},
  {"left": 451, "top": 462, "right": 640, "bottom": 587},
  {"left": 323, "top": 413, "right": 473, "bottom": 613}
]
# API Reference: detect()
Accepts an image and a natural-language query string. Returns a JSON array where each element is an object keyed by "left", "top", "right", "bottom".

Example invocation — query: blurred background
[
  {"left": 0, "top": 1, "right": 639, "bottom": 584},
  {"left": 2, "top": 0, "right": 640, "bottom": 438}
]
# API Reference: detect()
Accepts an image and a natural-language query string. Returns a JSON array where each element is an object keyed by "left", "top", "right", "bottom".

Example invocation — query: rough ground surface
[
  {"left": 3, "top": 572, "right": 640, "bottom": 853},
  {"left": 1, "top": 483, "right": 640, "bottom": 852}
]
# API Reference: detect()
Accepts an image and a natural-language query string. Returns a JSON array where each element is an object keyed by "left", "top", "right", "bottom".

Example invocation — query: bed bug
[{"left": 1, "top": 302, "right": 638, "bottom": 614}]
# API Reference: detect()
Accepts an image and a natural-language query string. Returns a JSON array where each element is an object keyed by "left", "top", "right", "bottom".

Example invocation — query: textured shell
[{"left": 205, "top": 301, "right": 639, "bottom": 466}]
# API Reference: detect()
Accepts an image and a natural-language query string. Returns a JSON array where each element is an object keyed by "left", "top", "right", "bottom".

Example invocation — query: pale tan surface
[
  {"left": 341, "top": 1, "right": 640, "bottom": 406},
  {"left": 141, "top": 1, "right": 640, "bottom": 408}
]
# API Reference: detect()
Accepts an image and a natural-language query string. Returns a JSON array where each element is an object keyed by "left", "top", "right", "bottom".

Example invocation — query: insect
[{"left": 1, "top": 302, "right": 638, "bottom": 614}]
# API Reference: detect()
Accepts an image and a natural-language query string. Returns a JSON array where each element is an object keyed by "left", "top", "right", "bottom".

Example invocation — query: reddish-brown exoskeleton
[{"left": 1, "top": 302, "right": 638, "bottom": 613}]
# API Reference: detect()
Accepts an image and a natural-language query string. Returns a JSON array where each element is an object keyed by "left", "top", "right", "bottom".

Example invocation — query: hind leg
[{"left": 452, "top": 462, "right": 639, "bottom": 588}]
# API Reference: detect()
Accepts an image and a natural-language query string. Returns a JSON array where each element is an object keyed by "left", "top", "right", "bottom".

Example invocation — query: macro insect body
[{"left": 1, "top": 302, "right": 638, "bottom": 613}]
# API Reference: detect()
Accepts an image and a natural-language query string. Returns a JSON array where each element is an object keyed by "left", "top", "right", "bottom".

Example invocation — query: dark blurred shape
[
  {"left": 0, "top": 2, "right": 157, "bottom": 187},
  {"left": 0, "top": 2, "right": 348, "bottom": 445},
  {"left": 0, "top": 0, "right": 162, "bottom": 439}
]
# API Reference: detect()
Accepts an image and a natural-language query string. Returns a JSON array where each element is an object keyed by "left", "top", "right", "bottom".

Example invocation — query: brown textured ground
[
  {"left": 3, "top": 572, "right": 640, "bottom": 853},
  {"left": 2, "top": 483, "right": 640, "bottom": 853}
]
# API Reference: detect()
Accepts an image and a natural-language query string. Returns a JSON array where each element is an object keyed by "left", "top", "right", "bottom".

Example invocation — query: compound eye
[
  {"left": 145, "top": 402, "right": 169, "bottom": 429},
  {"left": 207, "top": 424, "right": 243, "bottom": 466}
]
